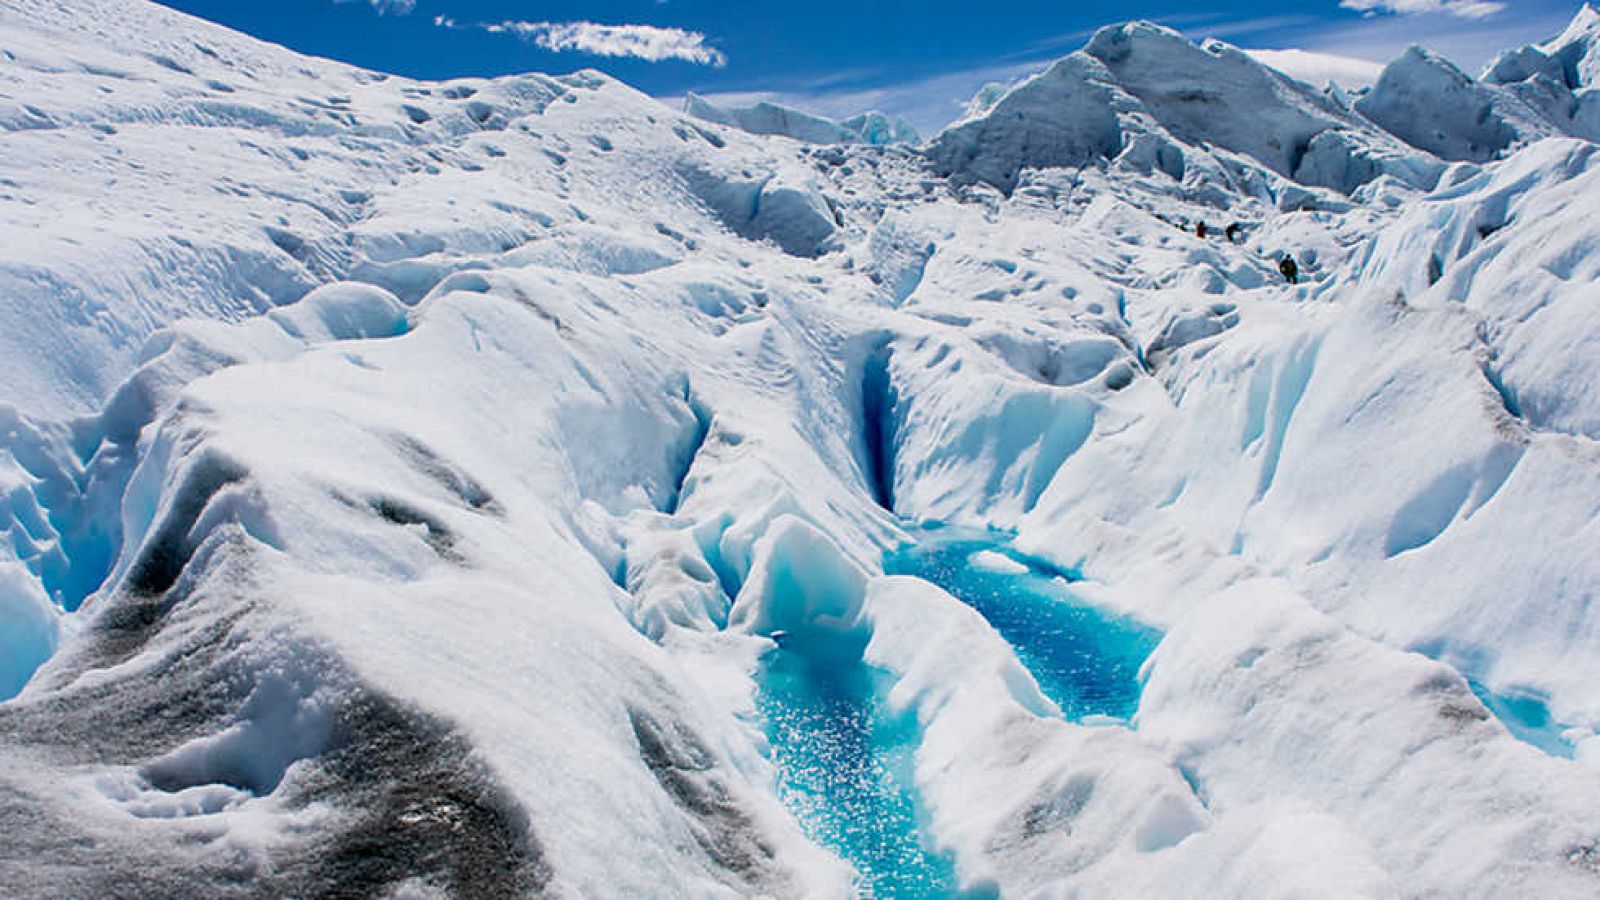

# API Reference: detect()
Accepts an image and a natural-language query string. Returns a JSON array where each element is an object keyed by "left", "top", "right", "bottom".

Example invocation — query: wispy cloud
[
  {"left": 1244, "top": 48, "right": 1385, "bottom": 87},
  {"left": 1339, "top": 0, "right": 1507, "bottom": 21},
  {"left": 437, "top": 17, "right": 726, "bottom": 66},
  {"left": 1280, "top": 7, "right": 1571, "bottom": 73},
  {"left": 335, "top": 0, "right": 415, "bottom": 15}
]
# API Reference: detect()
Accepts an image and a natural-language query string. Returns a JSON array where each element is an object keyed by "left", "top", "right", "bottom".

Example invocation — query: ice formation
[
  {"left": 4, "top": 0, "right": 1600, "bottom": 896},
  {"left": 684, "top": 93, "right": 920, "bottom": 146}
]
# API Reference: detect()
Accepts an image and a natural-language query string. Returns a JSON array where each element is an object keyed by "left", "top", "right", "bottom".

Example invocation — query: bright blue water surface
[
  {"left": 1468, "top": 679, "right": 1576, "bottom": 758},
  {"left": 756, "top": 633, "right": 960, "bottom": 898},
  {"left": 754, "top": 526, "right": 1162, "bottom": 897},
  {"left": 1412, "top": 641, "right": 1582, "bottom": 759},
  {"left": 884, "top": 526, "right": 1162, "bottom": 722}
]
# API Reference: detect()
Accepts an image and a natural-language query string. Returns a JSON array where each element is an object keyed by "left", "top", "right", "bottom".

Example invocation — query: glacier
[{"left": 4, "top": 0, "right": 1600, "bottom": 896}]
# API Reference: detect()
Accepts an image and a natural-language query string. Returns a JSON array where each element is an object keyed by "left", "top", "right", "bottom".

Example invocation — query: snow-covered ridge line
[{"left": 3, "top": 0, "right": 1600, "bottom": 895}]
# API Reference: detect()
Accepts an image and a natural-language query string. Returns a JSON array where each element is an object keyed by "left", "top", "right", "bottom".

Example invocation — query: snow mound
[{"left": 680, "top": 165, "right": 840, "bottom": 257}]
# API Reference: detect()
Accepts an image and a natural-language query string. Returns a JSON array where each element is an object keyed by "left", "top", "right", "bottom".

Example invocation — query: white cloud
[
  {"left": 482, "top": 20, "right": 727, "bottom": 66},
  {"left": 1339, "top": 0, "right": 1507, "bottom": 21},
  {"left": 334, "top": 0, "right": 415, "bottom": 15},
  {"left": 1245, "top": 48, "right": 1386, "bottom": 88}
]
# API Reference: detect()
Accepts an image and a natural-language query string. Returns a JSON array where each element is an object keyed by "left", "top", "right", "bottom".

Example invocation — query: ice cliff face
[{"left": 4, "top": 1, "right": 1600, "bottom": 897}]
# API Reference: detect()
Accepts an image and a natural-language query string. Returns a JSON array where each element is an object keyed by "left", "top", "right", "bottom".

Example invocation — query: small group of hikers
[
  {"left": 1190, "top": 219, "right": 1298, "bottom": 284},
  {"left": 1193, "top": 221, "right": 1244, "bottom": 244}
]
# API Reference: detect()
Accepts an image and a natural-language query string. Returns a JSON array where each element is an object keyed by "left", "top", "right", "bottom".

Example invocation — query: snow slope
[{"left": 4, "top": 1, "right": 1600, "bottom": 897}]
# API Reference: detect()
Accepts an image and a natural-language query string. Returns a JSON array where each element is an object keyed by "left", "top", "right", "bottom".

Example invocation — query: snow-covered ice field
[{"left": 4, "top": 0, "right": 1600, "bottom": 895}]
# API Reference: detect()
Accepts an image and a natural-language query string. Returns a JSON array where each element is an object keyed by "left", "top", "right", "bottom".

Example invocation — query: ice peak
[
  {"left": 1547, "top": 2, "right": 1600, "bottom": 55},
  {"left": 1564, "top": 2, "right": 1600, "bottom": 35},
  {"left": 1082, "top": 19, "right": 1201, "bottom": 65},
  {"left": 1387, "top": 44, "right": 1468, "bottom": 79},
  {"left": 1536, "top": 2, "right": 1600, "bottom": 88},
  {"left": 1397, "top": 44, "right": 1438, "bottom": 63}
]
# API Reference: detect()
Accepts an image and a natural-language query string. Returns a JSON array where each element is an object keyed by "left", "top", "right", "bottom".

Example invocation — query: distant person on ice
[
  {"left": 1195, "top": 221, "right": 1208, "bottom": 239},
  {"left": 1278, "top": 254, "right": 1299, "bottom": 285}
]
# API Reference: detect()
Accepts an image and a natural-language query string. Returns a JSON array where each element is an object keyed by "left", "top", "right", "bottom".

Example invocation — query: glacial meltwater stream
[
  {"left": 755, "top": 525, "right": 1163, "bottom": 896},
  {"left": 885, "top": 526, "right": 1161, "bottom": 723},
  {"left": 757, "top": 635, "right": 960, "bottom": 898}
]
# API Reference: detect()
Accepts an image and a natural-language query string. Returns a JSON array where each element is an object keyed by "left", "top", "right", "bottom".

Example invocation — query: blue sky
[{"left": 160, "top": 0, "right": 1588, "bottom": 133}]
